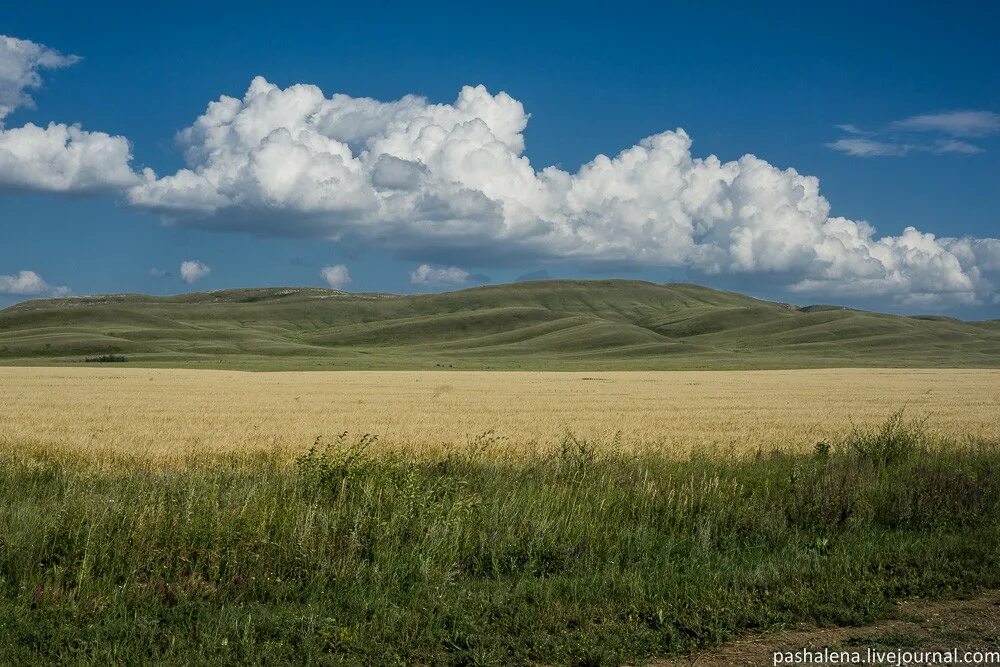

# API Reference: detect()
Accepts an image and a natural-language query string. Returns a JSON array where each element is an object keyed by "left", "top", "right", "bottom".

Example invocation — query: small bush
[
  {"left": 785, "top": 458, "right": 861, "bottom": 530},
  {"left": 295, "top": 431, "right": 378, "bottom": 493},
  {"left": 877, "top": 461, "right": 1000, "bottom": 529},
  {"left": 843, "top": 409, "right": 927, "bottom": 464},
  {"left": 556, "top": 430, "right": 597, "bottom": 474}
]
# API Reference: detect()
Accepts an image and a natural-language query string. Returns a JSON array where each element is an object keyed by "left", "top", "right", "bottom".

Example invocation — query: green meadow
[{"left": 1, "top": 416, "right": 999, "bottom": 664}]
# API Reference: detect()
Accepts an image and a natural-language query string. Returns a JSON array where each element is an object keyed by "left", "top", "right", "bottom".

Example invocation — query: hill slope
[{"left": 1, "top": 280, "right": 998, "bottom": 369}]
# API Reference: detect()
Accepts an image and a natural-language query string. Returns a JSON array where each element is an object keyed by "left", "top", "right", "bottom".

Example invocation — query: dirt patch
[{"left": 652, "top": 591, "right": 1000, "bottom": 666}]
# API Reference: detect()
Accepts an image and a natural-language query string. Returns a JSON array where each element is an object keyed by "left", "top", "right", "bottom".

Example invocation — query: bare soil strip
[{"left": 653, "top": 591, "right": 1000, "bottom": 666}]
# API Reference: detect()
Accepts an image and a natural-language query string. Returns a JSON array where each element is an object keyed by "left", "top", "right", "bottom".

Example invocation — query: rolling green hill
[{"left": 1, "top": 280, "right": 998, "bottom": 369}]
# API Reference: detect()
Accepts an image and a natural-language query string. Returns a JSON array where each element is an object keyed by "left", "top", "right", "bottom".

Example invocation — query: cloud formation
[
  {"left": 0, "top": 122, "right": 139, "bottom": 192},
  {"left": 826, "top": 136, "right": 986, "bottom": 158},
  {"left": 826, "top": 138, "right": 912, "bottom": 157},
  {"left": 410, "top": 264, "right": 470, "bottom": 286},
  {"left": 891, "top": 111, "right": 1000, "bottom": 137},
  {"left": 179, "top": 260, "right": 210, "bottom": 284},
  {"left": 932, "top": 139, "right": 985, "bottom": 155},
  {"left": 0, "top": 269, "right": 68, "bottom": 295},
  {"left": 1, "top": 36, "right": 995, "bottom": 309},
  {"left": 125, "top": 78, "right": 999, "bottom": 306},
  {"left": 320, "top": 264, "right": 351, "bottom": 289},
  {"left": 0, "top": 35, "right": 78, "bottom": 123},
  {"left": 828, "top": 109, "right": 997, "bottom": 159},
  {"left": 0, "top": 35, "right": 138, "bottom": 193}
]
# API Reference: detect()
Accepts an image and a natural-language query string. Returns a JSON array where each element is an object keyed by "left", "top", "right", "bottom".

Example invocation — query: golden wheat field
[{"left": 1, "top": 366, "right": 998, "bottom": 463}]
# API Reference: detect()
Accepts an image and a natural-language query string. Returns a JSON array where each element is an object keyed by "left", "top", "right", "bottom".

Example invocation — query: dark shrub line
[{"left": 83, "top": 354, "right": 129, "bottom": 363}]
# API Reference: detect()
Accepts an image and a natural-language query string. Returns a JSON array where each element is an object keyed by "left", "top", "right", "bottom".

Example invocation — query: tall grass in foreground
[{"left": 1, "top": 414, "right": 999, "bottom": 665}]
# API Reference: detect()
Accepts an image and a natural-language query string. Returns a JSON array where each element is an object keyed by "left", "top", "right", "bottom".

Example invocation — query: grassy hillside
[{"left": 1, "top": 280, "right": 997, "bottom": 369}]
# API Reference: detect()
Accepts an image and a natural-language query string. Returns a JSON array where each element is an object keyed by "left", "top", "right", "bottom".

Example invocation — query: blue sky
[{"left": 2, "top": 1, "right": 998, "bottom": 316}]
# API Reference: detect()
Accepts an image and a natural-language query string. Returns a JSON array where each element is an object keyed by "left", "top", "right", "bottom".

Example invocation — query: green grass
[
  {"left": 1, "top": 280, "right": 998, "bottom": 369},
  {"left": 2, "top": 417, "right": 999, "bottom": 664}
]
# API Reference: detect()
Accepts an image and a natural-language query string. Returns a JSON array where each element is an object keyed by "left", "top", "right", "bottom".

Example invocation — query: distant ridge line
[{"left": 1, "top": 280, "right": 997, "bottom": 370}]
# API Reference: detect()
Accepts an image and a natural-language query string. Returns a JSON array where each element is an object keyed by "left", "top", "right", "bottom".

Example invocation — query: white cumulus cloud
[
  {"left": 179, "top": 260, "right": 210, "bottom": 284},
  {"left": 0, "top": 269, "right": 68, "bottom": 295},
  {"left": 0, "top": 122, "right": 139, "bottom": 192},
  {"left": 0, "top": 35, "right": 139, "bottom": 193},
  {"left": 0, "top": 34, "right": 78, "bottom": 123},
  {"left": 320, "top": 264, "right": 351, "bottom": 289},
  {"left": 410, "top": 264, "right": 470, "bottom": 286},
  {"left": 123, "top": 78, "right": 999, "bottom": 305}
]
